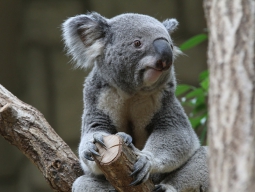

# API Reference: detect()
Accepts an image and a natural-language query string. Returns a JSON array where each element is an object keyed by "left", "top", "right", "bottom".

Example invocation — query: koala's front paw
[
  {"left": 130, "top": 153, "right": 152, "bottom": 186},
  {"left": 153, "top": 184, "right": 177, "bottom": 192},
  {"left": 116, "top": 132, "right": 132, "bottom": 146},
  {"left": 83, "top": 133, "right": 108, "bottom": 161},
  {"left": 153, "top": 184, "right": 165, "bottom": 192}
]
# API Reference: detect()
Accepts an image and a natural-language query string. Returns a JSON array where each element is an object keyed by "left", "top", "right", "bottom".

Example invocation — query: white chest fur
[{"left": 97, "top": 87, "right": 163, "bottom": 149}]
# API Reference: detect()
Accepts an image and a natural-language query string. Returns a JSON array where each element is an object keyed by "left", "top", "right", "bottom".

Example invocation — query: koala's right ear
[{"left": 62, "top": 12, "right": 109, "bottom": 69}]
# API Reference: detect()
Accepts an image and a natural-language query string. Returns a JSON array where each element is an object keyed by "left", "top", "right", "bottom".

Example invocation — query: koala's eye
[
  {"left": 170, "top": 44, "right": 174, "bottom": 50},
  {"left": 134, "top": 40, "right": 142, "bottom": 48}
]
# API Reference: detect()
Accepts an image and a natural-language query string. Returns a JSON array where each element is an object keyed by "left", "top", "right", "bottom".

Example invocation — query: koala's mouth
[
  {"left": 143, "top": 67, "right": 164, "bottom": 86},
  {"left": 139, "top": 55, "right": 172, "bottom": 87},
  {"left": 148, "top": 66, "right": 163, "bottom": 71},
  {"left": 146, "top": 60, "right": 170, "bottom": 72},
  {"left": 154, "top": 59, "right": 171, "bottom": 71},
  {"left": 143, "top": 59, "right": 171, "bottom": 86}
]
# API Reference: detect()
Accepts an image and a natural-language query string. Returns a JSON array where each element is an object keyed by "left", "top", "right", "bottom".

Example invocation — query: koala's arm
[
  {"left": 78, "top": 77, "right": 117, "bottom": 175},
  {"left": 78, "top": 111, "right": 115, "bottom": 175},
  {"left": 141, "top": 91, "right": 200, "bottom": 175}
]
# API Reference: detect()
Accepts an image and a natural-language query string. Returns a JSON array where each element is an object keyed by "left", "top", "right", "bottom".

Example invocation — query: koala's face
[{"left": 62, "top": 13, "right": 179, "bottom": 94}]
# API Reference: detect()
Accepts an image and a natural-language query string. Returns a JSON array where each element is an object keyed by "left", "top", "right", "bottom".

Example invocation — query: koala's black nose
[{"left": 153, "top": 39, "right": 173, "bottom": 71}]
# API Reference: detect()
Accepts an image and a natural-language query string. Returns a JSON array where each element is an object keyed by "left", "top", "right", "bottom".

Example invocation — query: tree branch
[
  {"left": 0, "top": 84, "right": 83, "bottom": 192},
  {"left": 0, "top": 84, "right": 154, "bottom": 192},
  {"left": 93, "top": 135, "right": 154, "bottom": 192}
]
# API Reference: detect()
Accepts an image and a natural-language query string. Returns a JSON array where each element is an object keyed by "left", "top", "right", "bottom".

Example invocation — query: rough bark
[
  {"left": 204, "top": 0, "right": 255, "bottom": 191},
  {"left": 0, "top": 84, "right": 83, "bottom": 192},
  {"left": 94, "top": 135, "right": 154, "bottom": 192}
]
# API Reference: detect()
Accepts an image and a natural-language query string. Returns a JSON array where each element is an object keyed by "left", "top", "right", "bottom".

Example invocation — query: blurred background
[{"left": 0, "top": 0, "right": 207, "bottom": 191}]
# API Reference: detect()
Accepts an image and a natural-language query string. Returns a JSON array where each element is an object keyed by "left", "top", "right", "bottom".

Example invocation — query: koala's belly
[{"left": 97, "top": 88, "right": 162, "bottom": 150}]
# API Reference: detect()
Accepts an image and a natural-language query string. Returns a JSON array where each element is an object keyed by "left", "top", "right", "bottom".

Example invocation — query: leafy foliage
[
  {"left": 176, "top": 34, "right": 208, "bottom": 145},
  {"left": 179, "top": 34, "right": 208, "bottom": 51}
]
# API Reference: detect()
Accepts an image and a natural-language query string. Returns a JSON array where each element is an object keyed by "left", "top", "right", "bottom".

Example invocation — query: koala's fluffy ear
[
  {"left": 162, "top": 18, "right": 178, "bottom": 34},
  {"left": 62, "top": 12, "right": 109, "bottom": 69}
]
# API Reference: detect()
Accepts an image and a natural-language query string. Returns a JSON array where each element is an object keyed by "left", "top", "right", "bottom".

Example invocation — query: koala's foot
[
  {"left": 129, "top": 151, "right": 153, "bottom": 186},
  {"left": 153, "top": 184, "right": 177, "bottom": 192},
  {"left": 82, "top": 133, "right": 109, "bottom": 161},
  {"left": 116, "top": 132, "right": 132, "bottom": 146},
  {"left": 82, "top": 132, "right": 132, "bottom": 162},
  {"left": 159, "top": 146, "right": 209, "bottom": 192},
  {"left": 72, "top": 175, "right": 115, "bottom": 192}
]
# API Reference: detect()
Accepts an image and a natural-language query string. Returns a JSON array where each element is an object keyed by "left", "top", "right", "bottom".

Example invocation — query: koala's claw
[
  {"left": 93, "top": 133, "right": 107, "bottom": 148},
  {"left": 130, "top": 156, "right": 145, "bottom": 176},
  {"left": 153, "top": 185, "right": 165, "bottom": 192},
  {"left": 89, "top": 148, "right": 100, "bottom": 157},
  {"left": 129, "top": 175, "right": 143, "bottom": 186},
  {"left": 84, "top": 149, "right": 94, "bottom": 161},
  {"left": 116, "top": 132, "right": 132, "bottom": 146},
  {"left": 83, "top": 142, "right": 100, "bottom": 161},
  {"left": 130, "top": 155, "right": 151, "bottom": 186},
  {"left": 84, "top": 153, "right": 94, "bottom": 161}
]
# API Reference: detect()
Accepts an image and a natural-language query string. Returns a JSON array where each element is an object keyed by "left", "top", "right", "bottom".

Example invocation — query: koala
[{"left": 62, "top": 12, "right": 209, "bottom": 192}]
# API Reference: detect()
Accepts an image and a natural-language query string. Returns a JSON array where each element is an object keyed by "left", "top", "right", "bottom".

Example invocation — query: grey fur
[
  {"left": 162, "top": 18, "right": 179, "bottom": 33},
  {"left": 62, "top": 12, "right": 109, "bottom": 69},
  {"left": 62, "top": 12, "right": 208, "bottom": 192}
]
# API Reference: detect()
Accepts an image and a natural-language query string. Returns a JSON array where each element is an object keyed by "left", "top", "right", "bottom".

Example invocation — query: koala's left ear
[
  {"left": 62, "top": 12, "right": 109, "bottom": 69},
  {"left": 162, "top": 18, "right": 178, "bottom": 34}
]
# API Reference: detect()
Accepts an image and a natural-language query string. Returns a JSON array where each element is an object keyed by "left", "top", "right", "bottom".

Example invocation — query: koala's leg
[
  {"left": 72, "top": 174, "right": 116, "bottom": 192},
  {"left": 155, "top": 146, "right": 209, "bottom": 192}
]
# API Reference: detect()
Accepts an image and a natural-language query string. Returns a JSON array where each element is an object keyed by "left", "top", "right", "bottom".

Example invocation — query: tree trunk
[{"left": 204, "top": 0, "right": 255, "bottom": 191}]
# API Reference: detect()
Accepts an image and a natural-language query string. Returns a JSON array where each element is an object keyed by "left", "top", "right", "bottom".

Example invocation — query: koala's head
[{"left": 62, "top": 12, "right": 180, "bottom": 94}]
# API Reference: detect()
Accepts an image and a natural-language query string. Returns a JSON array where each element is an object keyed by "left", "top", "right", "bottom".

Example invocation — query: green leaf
[
  {"left": 180, "top": 34, "right": 208, "bottom": 51},
  {"left": 200, "top": 77, "right": 209, "bottom": 91},
  {"left": 192, "top": 103, "right": 207, "bottom": 114},
  {"left": 190, "top": 115, "right": 205, "bottom": 129},
  {"left": 194, "top": 94, "right": 205, "bottom": 105},
  {"left": 199, "top": 125, "right": 207, "bottom": 145},
  {"left": 185, "top": 88, "right": 204, "bottom": 99},
  {"left": 199, "top": 70, "right": 209, "bottom": 81},
  {"left": 177, "top": 37, "right": 209, "bottom": 144},
  {"left": 175, "top": 84, "right": 193, "bottom": 96},
  {"left": 190, "top": 113, "right": 207, "bottom": 129},
  {"left": 189, "top": 117, "right": 201, "bottom": 129}
]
